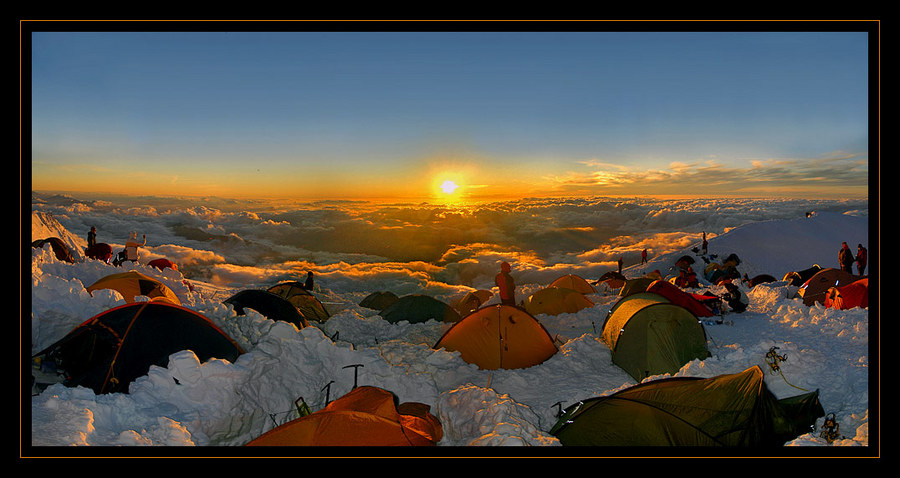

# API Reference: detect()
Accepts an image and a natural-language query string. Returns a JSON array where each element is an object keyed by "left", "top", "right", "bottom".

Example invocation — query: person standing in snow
[
  {"left": 641, "top": 249, "right": 648, "bottom": 264},
  {"left": 701, "top": 232, "right": 708, "bottom": 255},
  {"left": 495, "top": 261, "right": 516, "bottom": 306},
  {"left": 856, "top": 244, "right": 868, "bottom": 275},
  {"left": 87, "top": 226, "right": 97, "bottom": 248},
  {"left": 125, "top": 231, "right": 146, "bottom": 263},
  {"left": 304, "top": 271, "right": 315, "bottom": 290},
  {"left": 839, "top": 242, "right": 854, "bottom": 273}
]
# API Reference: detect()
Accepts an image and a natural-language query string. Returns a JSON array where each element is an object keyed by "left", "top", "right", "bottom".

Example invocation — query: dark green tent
[
  {"left": 32, "top": 302, "right": 244, "bottom": 395},
  {"left": 224, "top": 289, "right": 309, "bottom": 330},
  {"left": 378, "top": 294, "right": 461, "bottom": 324},
  {"left": 359, "top": 291, "right": 400, "bottom": 311},
  {"left": 618, "top": 277, "right": 656, "bottom": 298},
  {"left": 601, "top": 292, "right": 709, "bottom": 381},
  {"left": 550, "top": 366, "right": 824, "bottom": 447},
  {"left": 267, "top": 281, "right": 331, "bottom": 322}
]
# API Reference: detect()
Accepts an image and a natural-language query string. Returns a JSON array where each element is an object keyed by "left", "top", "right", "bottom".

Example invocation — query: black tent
[
  {"left": 32, "top": 302, "right": 244, "bottom": 394},
  {"left": 224, "top": 289, "right": 309, "bottom": 330}
]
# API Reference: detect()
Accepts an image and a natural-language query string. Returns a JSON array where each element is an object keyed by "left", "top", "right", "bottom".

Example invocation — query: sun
[{"left": 440, "top": 180, "right": 460, "bottom": 194}]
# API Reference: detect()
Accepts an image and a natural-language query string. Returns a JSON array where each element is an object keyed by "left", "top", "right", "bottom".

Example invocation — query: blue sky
[{"left": 29, "top": 28, "right": 872, "bottom": 201}]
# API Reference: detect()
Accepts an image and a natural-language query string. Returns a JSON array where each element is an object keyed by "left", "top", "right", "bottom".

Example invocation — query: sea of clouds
[{"left": 31, "top": 192, "right": 868, "bottom": 295}]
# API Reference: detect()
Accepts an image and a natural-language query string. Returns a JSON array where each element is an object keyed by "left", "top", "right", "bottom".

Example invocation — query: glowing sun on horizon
[{"left": 440, "top": 180, "right": 460, "bottom": 194}]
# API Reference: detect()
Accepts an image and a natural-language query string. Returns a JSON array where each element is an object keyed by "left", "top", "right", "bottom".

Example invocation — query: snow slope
[{"left": 27, "top": 209, "right": 872, "bottom": 454}]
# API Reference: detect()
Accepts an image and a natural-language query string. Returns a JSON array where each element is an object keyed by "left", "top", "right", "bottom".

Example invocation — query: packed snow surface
[{"left": 27, "top": 204, "right": 872, "bottom": 455}]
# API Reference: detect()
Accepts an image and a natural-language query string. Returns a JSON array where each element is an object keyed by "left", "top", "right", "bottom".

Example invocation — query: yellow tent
[
  {"left": 434, "top": 305, "right": 558, "bottom": 370},
  {"left": 524, "top": 287, "right": 594, "bottom": 316},
  {"left": 246, "top": 386, "right": 442, "bottom": 446},
  {"left": 549, "top": 274, "right": 596, "bottom": 294},
  {"left": 86, "top": 271, "right": 180, "bottom": 305}
]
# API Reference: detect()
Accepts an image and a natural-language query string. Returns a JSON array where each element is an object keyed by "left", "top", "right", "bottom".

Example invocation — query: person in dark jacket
[
  {"left": 856, "top": 244, "right": 867, "bottom": 275},
  {"left": 304, "top": 271, "right": 315, "bottom": 290},
  {"left": 839, "top": 242, "right": 854, "bottom": 273},
  {"left": 721, "top": 282, "right": 748, "bottom": 313},
  {"left": 87, "top": 226, "right": 97, "bottom": 248}
]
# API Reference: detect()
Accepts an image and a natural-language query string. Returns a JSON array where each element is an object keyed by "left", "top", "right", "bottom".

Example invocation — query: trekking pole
[{"left": 343, "top": 364, "right": 364, "bottom": 389}]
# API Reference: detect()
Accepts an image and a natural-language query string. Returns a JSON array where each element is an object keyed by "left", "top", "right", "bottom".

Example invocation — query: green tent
[
  {"left": 550, "top": 366, "right": 824, "bottom": 447},
  {"left": 618, "top": 277, "right": 656, "bottom": 298},
  {"left": 378, "top": 294, "right": 461, "bottom": 324},
  {"left": 267, "top": 281, "right": 331, "bottom": 322},
  {"left": 601, "top": 292, "right": 709, "bottom": 381}
]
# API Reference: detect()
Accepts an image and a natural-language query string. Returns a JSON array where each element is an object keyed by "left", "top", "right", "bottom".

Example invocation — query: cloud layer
[{"left": 32, "top": 192, "right": 868, "bottom": 293}]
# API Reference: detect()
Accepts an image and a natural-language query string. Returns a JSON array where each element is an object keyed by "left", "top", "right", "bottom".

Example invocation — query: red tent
[
  {"left": 148, "top": 258, "right": 178, "bottom": 271},
  {"left": 646, "top": 280, "right": 717, "bottom": 317},
  {"left": 84, "top": 243, "right": 113, "bottom": 263},
  {"left": 824, "top": 278, "right": 868, "bottom": 310}
]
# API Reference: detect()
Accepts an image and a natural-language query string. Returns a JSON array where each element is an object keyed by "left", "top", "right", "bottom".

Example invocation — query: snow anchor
[{"left": 343, "top": 363, "right": 364, "bottom": 389}]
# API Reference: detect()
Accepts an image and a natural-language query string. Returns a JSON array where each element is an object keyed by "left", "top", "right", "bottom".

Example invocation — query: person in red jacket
[
  {"left": 856, "top": 244, "right": 868, "bottom": 275},
  {"left": 495, "top": 261, "right": 516, "bottom": 306}
]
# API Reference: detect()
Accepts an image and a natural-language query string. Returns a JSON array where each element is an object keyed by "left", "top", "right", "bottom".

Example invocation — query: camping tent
[
  {"left": 32, "top": 237, "right": 75, "bottom": 263},
  {"left": 148, "top": 258, "right": 178, "bottom": 271},
  {"left": 224, "top": 289, "right": 309, "bottom": 330},
  {"left": 549, "top": 366, "right": 824, "bottom": 447},
  {"left": 359, "top": 291, "right": 400, "bottom": 311},
  {"left": 645, "top": 279, "right": 717, "bottom": 317},
  {"left": 524, "top": 287, "right": 594, "bottom": 316},
  {"left": 783, "top": 265, "right": 822, "bottom": 287},
  {"left": 549, "top": 274, "right": 596, "bottom": 294},
  {"left": 824, "top": 278, "right": 868, "bottom": 310},
  {"left": 748, "top": 274, "right": 777, "bottom": 287},
  {"left": 86, "top": 271, "right": 181, "bottom": 305},
  {"left": 246, "top": 386, "right": 442, "bottom": 446},
  {"left": 601, "top": 292, "right": 709, "bottom": 381},
  {"left": 32, "top": 301, "right": 244, "bottom": 394},
  {"left": 451, "top": 290, "right": 493, "bottom": 316},
  {"left": 84, "top": 243, "right": 113, "bottom": 263},
  {"left": 796, "top": 268, "right": 861, "bottom": 306},
  {"left": 619, "top": 277, "right": 656, "bottom": 298},
  {"left": 378, "top": 295, "right": 461, "bottom": 324},
  {"left": 595, "top": 271, "right": 626, "bottom": 290},
  {"left": 433, "top": 305, "right": 558, "bottom": 370},
  {"left": 267, "top": 281, "right": 331, "bottom": 322}
]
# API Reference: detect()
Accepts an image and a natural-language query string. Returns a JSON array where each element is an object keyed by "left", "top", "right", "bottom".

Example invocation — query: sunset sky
[{"left": 28, "top": 25, "right": 873, "bottom": 202}]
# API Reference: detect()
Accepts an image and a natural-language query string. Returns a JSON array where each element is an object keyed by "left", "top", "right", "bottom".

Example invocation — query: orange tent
[
  {"left": 549, "top": 274, "right": 596, "bottom": 294},
  {"left": 524, "top": 287, "right": 594, "bottom": 316},
  {"left": 434, "top": 305, "right": 558, "bottom": 370},
  {"left": 797, "top": 268, "right": 861, "bottom": 306},
  {"left": 246, "top": 386, "right": 442, "bottom": 446},
  {"left": 86, "top": 271, "right": 181, "bottom": 305},
  {"left": 824, "top": 278, "right": 868, "bottom": 310}
]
